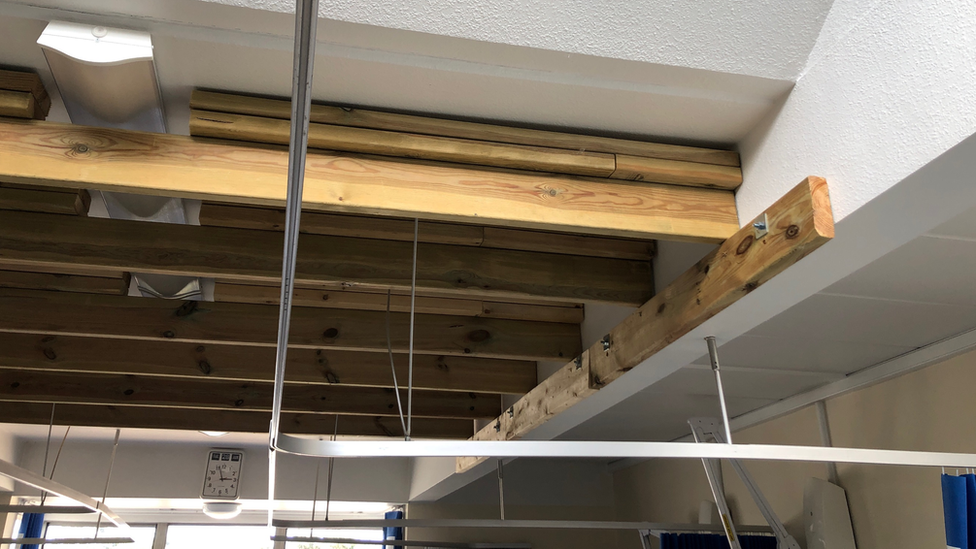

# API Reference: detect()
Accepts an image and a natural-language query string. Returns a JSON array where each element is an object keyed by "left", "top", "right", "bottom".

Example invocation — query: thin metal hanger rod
[
  {"left": 93, "top": 429, "right": 121, "bottom": 538},
  {"left": 705, "top": 336, "right": 734, "bottom": 444},
  {"left": 406, "top": 217, "right": 419, "bottom": 440}
]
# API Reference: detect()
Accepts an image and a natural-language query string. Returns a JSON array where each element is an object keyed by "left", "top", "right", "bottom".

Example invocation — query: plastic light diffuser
[{"left": 37, "top": 20, "right": 165, "bottom": 131}]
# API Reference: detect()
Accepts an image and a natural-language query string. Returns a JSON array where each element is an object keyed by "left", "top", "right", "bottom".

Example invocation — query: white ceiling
[
  {"left": 565, "top": 204, "right": 976, "bottom": 442},
  {"left": 0, "top": 0, "right": 797, "bottom": 145}
]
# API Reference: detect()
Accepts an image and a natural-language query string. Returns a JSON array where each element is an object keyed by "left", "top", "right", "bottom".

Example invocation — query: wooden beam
[
  {"left": 191, "top": 109, "right": 617, "bottom": 178},
  {"left": 0, "top": 401, "right": 472, "bottom": 438},
  {"left": 0, "top": 370, "right": 500, "bottom": 419},
  {"left": 611, "top": 155, "right": 742, "bottom": 189},
  {"left": 0, "top": 210, "right": 653, "bottom": 305},
  {"left": 0, "top": 269, "right": 129, "bottom": 296},
  {"left": 0, "top": 288, "right": 581, "bottom": 361},
  {"left": 191, "top": 90, "right": 740, "bottom": 167},
  {"left": 213, "top": 283, "right": 584, "bottom": 324},
  {"left": 0, "top": 118, "right": 739, "bottom": 242},
  {"left": 0, "top": 185, "right": 90, "bottom": 215},
  {"left": 0, "top": 70, "right": 50, "bottom": 119},
  {"left": 458, "top": 177, "right": 834, "bottom": 471},
  {"left": 0, "top": 333, "right": 536, "bottom": 394},
  {"left": 199, "top": 203, "right": 657, "bottom": 261},
  {"left": 0, "top": 90, "right": 35, "bottom": 119}
]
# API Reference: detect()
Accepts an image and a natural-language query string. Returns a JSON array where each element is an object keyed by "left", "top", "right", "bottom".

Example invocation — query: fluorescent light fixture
[
  {"left": 199, "top": 431, "right": 229, "bottom": 438},
  {"left": 202, "top": 501, "right": 242, "bottom": 520},
  {"left": 37, "top": 20, "right": 166, "bottom": 131}
]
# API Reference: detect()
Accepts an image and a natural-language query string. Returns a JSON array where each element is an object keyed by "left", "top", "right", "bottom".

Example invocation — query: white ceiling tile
[
  {"left": 690, "top": 334, "right": 913, "bottom": 374},
  {"left": 824, "top": 236, "right": 976, "bottom": 306},
  {"left": 747, "top": 293, "right": 976, "bottom": 348},
  {"left": 650, "top": 366, "right": 840, "bottom": 401}
]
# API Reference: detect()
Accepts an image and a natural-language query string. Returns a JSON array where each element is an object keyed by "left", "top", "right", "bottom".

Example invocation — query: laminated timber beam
[
  {"left": 0, "top": 69, "right": 50, "bottom": 120},
  {"left": 0, "top": 118, "right": 739, "bottom": 243},
  {"left": 0, "top": 288, "right": 581, "bottom": 362},
  {"left": 0, "top": 370, "right": 501, "bottom": 420},
  {"left": 0, "top": 402, "right": 473, "bottom": 438},
  {"left": 0, "top": 333, "right": 536, "bottom": 395},
  {"left": 0, "top": 210, "right": 653, "bottom": 306},
  {"left": 457, "top": 177, "right": 835, "bottom": 471}
]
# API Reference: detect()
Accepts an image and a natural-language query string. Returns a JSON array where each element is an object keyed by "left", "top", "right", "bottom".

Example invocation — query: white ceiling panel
[
  {"left": 746, "top": 293, "right": 976, "bottom": 348},
  {"left": 647, "top": 366, "right": 842, "bottom": 401},
  {"left": 689, "top": 333, "right": 914, "bottom": 374}
]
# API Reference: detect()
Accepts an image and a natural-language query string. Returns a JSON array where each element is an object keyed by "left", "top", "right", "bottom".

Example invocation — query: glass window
[{"left": 44, "top": 524, "right": 157, "bottom": 549}]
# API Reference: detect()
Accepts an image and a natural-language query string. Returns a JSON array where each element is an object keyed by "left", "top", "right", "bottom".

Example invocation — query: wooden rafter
[
  {"left": 0, "top": 288, "right": 581, "bottom": 361},
  {"left": 0, "top": 332, "right": 536, "bottom": 395},
  {"left": 0, "top": 69, "right": 50, "bottom": 120},
  {"left": 0, "top": 118, "right": 739, "bottom": 242},
  {"left": 457, "top": 177, "right": 835, "bottom": 471},
  {"left": 0, "top": 402, "right": 474, "bottom": 439},
  {"left": 0, "top": 210, "right": 653, "bottom": 305},
  {"left": 0, "top": 369, "right": 501, "bottom": 419}
]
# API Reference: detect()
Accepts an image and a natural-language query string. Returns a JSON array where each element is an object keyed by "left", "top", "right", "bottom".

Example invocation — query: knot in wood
[
  {"left": 467, "top": 329, "right": 491, "bottom": 343},
  {"left": 123, "top": 389, "right": 134, "bottom": 396},
  {"left": 234, "top": 399, "right": 245, "bottom": 407},
  {"left": 786, "top": 224, "right": 801, "bottom": 239},
  {"left": 324, "top": 371, "right": 340, "bottom": 384},
  {"left": 736, "top": 235, "right": 755, "bottom": 255},
  {"left": 197, "top": 360, "right": 212, "bottom": 375},
  {"left": 43, "top": 348, "right": 57, "bottom": 361},
  {"left": 175, "top": 301, "right": 198, "bottom": 317},
  {"left": 322, "top": 327, "right": 339, "bottom": 339},
  {"left": 73, "top": 143, "right": 90, "bottom": 154},
  {"left": 162, "top": 330, "right": 176, "bottom": 338}
]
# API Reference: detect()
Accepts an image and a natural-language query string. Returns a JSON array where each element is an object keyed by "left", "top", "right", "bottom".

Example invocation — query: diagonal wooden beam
[
  {"left": 0, "top": 370, "right": 500, "bottom": 419},
  {"left": 458, "top": 177, "right": 835, "bottom": 471},
  {"left": 0, "top": 401, "right": 473, "bottom": 438},
  {"left": 0, "top": 288, "right": 581, "bottom": 361},
  {"left": 0, "top": 118, "right": 738, "bottom": 242},
  {"left": 0, "top": 333, "right": 536, "bottom": 395},
  {"left": 0, "top": 210, "right": 653, "bottom": 306}
]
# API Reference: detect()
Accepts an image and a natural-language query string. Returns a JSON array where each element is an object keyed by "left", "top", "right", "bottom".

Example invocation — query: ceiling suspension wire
[
  {"left": 40, "top": 425, "right": 71, "bottom": 506},
  {"left": 324, "top": 415, "right": 338, "bottom": 521},
  {"left": 386, "top": 290, "right": 407, "bottom": 438},
  {"left": 406, "top": 217, "right": 419, "bottom": 440},
  {"left": 93, "top": 429, "right": 121, "bottom": 538},
  {"left": 268, "top": 0, "right": 318, "bottom": 528},
  {"left": 40, "top": 403, "right": 55, "bottom": 501}
]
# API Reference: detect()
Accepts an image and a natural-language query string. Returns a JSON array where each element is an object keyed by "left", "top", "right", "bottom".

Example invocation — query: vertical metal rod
[
  {"left": 309, "top": 456, "right": 322, "bottom": 538},
  {"left": 705, "top": 336, "right": 734, "bottom": 444},
  {"left": 41, "top": 426, "right": 70, "bottom": 506},
  {"left": 406, "top": 218, "right": 419, "bottom": 440},
  {"left": 40, "top": 403, "right": 55, "bottom": 502},
  {"left": 269, "top": 0, "right": 319, "bottom": 527},
  {"left": 93, "top": 429, "right": 121, "bottom": 538},
  {"left": 815, "top": 401, "right": 840, "bottom": 484},
  {"left": 324, "top": 415, "right": 338, "bottom": 521},
  {"left": 386, "top": 290, "right": 407, "bottom": 437},
  {"left": 496, "top": 459, "right": 505, "bottom": 521}
]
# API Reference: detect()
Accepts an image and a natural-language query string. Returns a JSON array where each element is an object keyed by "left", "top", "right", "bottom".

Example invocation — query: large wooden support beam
[
  {"left": 0, "top": 269, "right": 129, "bottom": 296},
  {"left": 457, "top": 177, "right": 834, "bottom": 471},
  {"left": 0, "top": 402, "right": 473, "bottom": 438},
  {"left": 0, "top": 183, "right": 90, "bottom": 216},
  {"left": 0, "top": 119, "right": 739, "bottom": 242},
  {"left": 0, "top": 210, "right": 653, "bottom": 305},
  {"left": 0, "top": 70, "right": 50, "bottom": 120},
  {"left": 0, "top": 370, "right": 500, "bottom": 420},
  {"left": 0, "top": 333, "right": 536, "bottom": 395},
  {"left": 0, "top": 289, "right": 581, "bottom": 361}
]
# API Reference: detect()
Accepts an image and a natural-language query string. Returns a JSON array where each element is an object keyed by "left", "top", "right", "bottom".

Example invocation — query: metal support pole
[
  {"left": 268, "top": 0, "right": 318, "bottom": 527},
  {"left": 705, "top": 336, "right": 734, "bottom": 444},
  {"left": 816, "top": 401, "right": 840, "bottom": 484},
  {"left": 496, "top": 459, "right": 505, "bottom": 521}
]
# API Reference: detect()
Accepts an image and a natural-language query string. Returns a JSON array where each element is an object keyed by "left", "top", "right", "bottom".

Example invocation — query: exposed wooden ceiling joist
[
  {"left": 0, "top": 119, "right": 739, "bottom": 242},
  {"left": 0, "top": 370, "right": 501, "bottom": 420},
  {"left": 0, "top": 332, "right": 536, "bottom": 395},
  {"left": 0, "top": 288, "right": 581, "bottom": 361},
  {"left": 0, "top": 70, "right": 50, "bottom": 120},
  {"left": 0, "top": 402, "right": 474, "bottom": 439},
  {"left": 0, "top": 210, "right": 653, "bottom": 306},
  {"left": 458, "top": 177, "right": 835, "bottom": 471}
]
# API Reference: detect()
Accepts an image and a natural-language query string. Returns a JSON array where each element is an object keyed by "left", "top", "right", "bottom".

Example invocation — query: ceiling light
[
  {"left": 202, "top": 501, "right": 242, "bottom": 520},
  {"left": 37, "top": 20, "right": 165, "bottom": 131},
  {"left": 199, "top": 431, "right": 228, "bottom": 438}
]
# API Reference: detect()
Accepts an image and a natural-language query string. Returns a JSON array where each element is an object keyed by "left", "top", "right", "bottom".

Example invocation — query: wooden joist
[
  {"left": 0, "top": 333, "right": 536, "bottom": 395},
  {"left": 0, "top": 183, "right": 91, "bottom": 215},
  {"left": 0, "top": 270, "right": 129, "bottom": 296},
  {"left": 0, "top": 402, "right": 473, "bottom": 438},
  {"left": 190, "top": 90, "right": 740, "bottom": 167},
  {"left": 0, "top": 370, "right": 501, "bottom": 419},
  {"left": 457, "top": 177, "right": 835, "bottom": 471},
  {"left": 0, "top": 118, "right": 739, "bottom": 242},
  {"left": 0, "top": 288, "right": 581, "bottom": 361},
  {"left": 0, "top": 70, "right": 50, "bottom": 120},
  {"left": 0, "top": 210, "right": 653, "bottom": 305},
  {"left": 214, "top": 283, "right": 584, "bottom": 324},
  {"left": 199, "top": 203, "right": 657, "bottom": 261}
]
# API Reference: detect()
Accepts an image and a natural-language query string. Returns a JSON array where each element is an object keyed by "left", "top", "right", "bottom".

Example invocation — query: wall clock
[{"left": 201, "top": 449, "right": 244, "bottom": 500}]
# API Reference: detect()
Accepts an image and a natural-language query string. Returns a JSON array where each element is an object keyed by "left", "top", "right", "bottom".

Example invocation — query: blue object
[
  {"left": 659, "top": 533, "right": 777, "bottom": 548},
  {"left": 17, "top": 512, "right": 44, "bottom": 549},
  {"left": 383, "top": 509, "right": 403, "bottom": 549},
  {"left": 943, "top": 473, "right": 976, "bottom": 549}
]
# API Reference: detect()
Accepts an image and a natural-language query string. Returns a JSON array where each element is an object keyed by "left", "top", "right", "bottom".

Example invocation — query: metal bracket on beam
[{"left": 752, "top": 212, "right": 768, "bottom": 239}]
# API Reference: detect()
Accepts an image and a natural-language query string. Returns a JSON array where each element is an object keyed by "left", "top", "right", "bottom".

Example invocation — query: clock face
[{"left": 202, "top": 450, "right": 243, "bottom": 500}]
